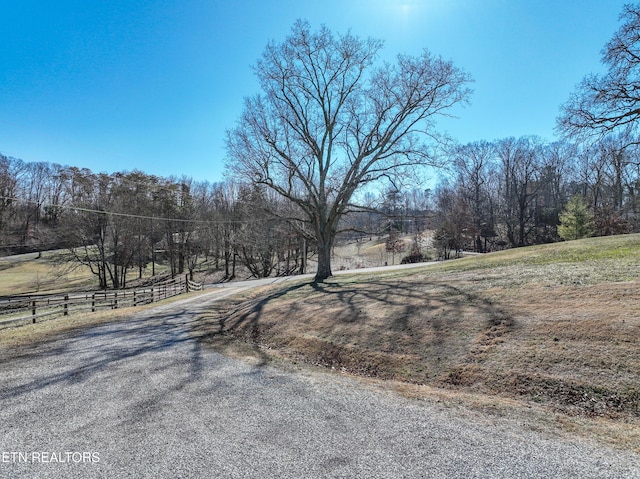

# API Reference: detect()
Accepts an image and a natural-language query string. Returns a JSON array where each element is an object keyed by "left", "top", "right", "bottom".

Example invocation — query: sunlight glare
[{"left": 372, "top": 0, "right": 445, "bottom": 30}]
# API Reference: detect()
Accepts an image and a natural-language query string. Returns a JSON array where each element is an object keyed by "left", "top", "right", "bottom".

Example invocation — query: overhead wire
[{"left": 0, "top": 196, "right": 248, "bottom": 225}]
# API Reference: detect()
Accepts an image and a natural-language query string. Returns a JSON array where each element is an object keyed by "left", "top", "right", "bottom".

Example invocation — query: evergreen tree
[{"left": 558, "top": 195, "right": 594, "bottom": 240}]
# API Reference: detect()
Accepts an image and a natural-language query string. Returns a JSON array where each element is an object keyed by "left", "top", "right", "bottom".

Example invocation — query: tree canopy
[{"left": 226, "top": 20, "right": 472, "bottom": 281}]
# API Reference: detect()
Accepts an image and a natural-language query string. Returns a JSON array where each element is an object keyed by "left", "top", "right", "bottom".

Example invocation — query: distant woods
[
  {"left": 433, "top": 135, "right": 637, "bottom": 256},
  {"left": 0, "top": 159, "right": 310, "bottom": 288},
  {"left": 2, "top": 132, "right": 639, "bottom": 288}
]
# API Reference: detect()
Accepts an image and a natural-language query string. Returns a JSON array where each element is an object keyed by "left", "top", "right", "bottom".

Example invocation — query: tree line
[
  {"left": 0, "top": 159, "right": 310, "bottom": 288},
  {"left": 223, "top": 9, "right": 640, "bottom": 280},
  {"left": 2, "top": 128, "right": 638, "bottom": 288},
  {"left": 431, "top": 134, "right": 639, "bottom": 257}
]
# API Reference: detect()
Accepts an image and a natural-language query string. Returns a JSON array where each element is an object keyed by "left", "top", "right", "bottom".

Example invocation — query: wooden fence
[{"left": 0, "top": 275, "right": 203, "bottom": 328}]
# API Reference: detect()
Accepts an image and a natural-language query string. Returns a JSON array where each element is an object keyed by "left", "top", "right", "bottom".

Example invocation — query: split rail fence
[{"left": 0, "top": 275, "right": 203, "bottom": 328}]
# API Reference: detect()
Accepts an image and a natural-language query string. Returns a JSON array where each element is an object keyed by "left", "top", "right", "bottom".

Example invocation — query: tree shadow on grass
[
  {"left": 193, "top": 281, "right": 312, "bottom": 366},
  {"left": 196, "top": 276, "right": 516, "bottom": 383}
]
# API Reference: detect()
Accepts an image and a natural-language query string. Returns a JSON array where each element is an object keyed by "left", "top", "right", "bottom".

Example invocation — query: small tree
[
  {"left": 401, "top": 233, "right": 426, "bottom": 264},
  {"left": 594, "top": 205, "right": 630, "bottom": 236},
  {"left": 385, "top": 228, "right": 405, "bottom": 265},
  {"left": 558, "top": 195, "right": 595, "bottom": 240}
]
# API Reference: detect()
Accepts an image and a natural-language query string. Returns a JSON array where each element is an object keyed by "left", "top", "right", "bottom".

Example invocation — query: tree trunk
[
  {"left": 315, "top": 237, "right": 333, "bottom": 282},
  {"left": 300, "top": 237, "right": 307, "bottom": 275},
  {"left": 231, "top": 251, "right": 237, "bottom": 279}
]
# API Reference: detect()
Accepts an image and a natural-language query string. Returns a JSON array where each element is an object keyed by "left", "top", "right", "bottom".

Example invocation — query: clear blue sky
[{"left": 0, "top": 0, "right": 631, "bottom": 183}]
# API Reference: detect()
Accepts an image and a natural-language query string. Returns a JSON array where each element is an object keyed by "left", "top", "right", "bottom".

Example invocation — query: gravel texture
[{"left": 1, "top": 289, "right": 639, "bottom": 478}]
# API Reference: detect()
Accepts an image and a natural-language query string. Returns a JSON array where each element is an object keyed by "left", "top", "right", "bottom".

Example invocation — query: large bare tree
[
  {"left": 226, "top": 21, "right": 472, "bottom": 281},
  {"left": 558, "top": 4, "right": 640, "bottom": 144}
]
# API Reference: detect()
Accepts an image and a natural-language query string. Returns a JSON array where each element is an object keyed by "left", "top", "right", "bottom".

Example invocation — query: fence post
[
  {"left": 64, "top": 295, "right": 69, "bottom": 316},
  {"left": 114, "top": 292, "right": 118, "bottom": 309},
  {"left": 32, "top": 300, "right": 36, "bottom": 323},
  {"left": 92, "top": 293, "right": 96, "bottom": 312},
  {"left": 133, "top": 290, "right": 137, "bottom": 307},
  {"left": 185, "top": 274, "right": 190, "bottom": 293},
  {"left": 151, "top": 286, "right": 155, "bottom": 303}
]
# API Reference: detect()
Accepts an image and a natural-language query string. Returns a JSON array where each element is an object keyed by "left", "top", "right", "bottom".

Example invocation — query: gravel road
[{"left": 1, "top": 288, "right": 639, "bottom": 478}]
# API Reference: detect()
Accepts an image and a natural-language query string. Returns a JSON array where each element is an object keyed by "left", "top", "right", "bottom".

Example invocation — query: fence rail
[{"left": 0, "top": 275, "right": 203, "bottom": 328}]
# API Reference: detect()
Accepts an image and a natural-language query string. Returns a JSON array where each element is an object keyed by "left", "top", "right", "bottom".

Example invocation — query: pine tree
[{"left": 558, "top": 195, "right": 594, "bottom": 240}]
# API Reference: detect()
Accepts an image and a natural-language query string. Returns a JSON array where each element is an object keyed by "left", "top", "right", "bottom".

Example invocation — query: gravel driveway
[{"left": 1, "top": 289, "right": 639, "bottom": 478}]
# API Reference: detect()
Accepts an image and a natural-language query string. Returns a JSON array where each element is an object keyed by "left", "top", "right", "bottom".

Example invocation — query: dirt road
[{"left": 1, "top": 287, "right": 639, "bottom": 478}]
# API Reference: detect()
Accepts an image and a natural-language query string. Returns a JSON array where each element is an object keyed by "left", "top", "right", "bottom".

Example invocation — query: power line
[{"left": 0, "top": 196, "right": 247, "bottom": 225}]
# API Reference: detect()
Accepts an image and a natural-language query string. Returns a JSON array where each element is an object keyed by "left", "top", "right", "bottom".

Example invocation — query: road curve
[{"left": 1, "top": 288, "right": 639, "bottom": 478}]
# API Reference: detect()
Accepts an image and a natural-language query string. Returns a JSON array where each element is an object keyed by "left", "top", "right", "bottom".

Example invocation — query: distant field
[
  {"left": 0, "top": 235, "right": 420, "bottom": 297},
  {"left": 195, "top": 234, "right": 640, "bottom": 451},
  {"left": 0, "top": 250, "right": 173, "bottom": 297},
  {"left": 0, "top": 251, "right": 98, "bottom": 296}
]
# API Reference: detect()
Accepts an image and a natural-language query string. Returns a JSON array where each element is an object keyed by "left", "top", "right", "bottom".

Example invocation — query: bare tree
[
  {"left": 226, "top": 20, "right": 472, "bottom": 281},
  {"left": 432, "top": 183, "right": 472, "bottom": 259},
  {"left": 385, "top": 228, "right": 405, "bottom": 265},
  {"left": 452, "top": 141, "right": 497, "bottom": 252},
  {"left": 0, "top": 155, "right": 18, "bottom": 249},
  {"left": 496, "top": 137, "right": 546, "bottom": 247},
  {"left": 558, "top": 4, "right": 640, "bottom": 144},
  {"left": 211, "top": 181, "right": 241, "bottom": 279}
]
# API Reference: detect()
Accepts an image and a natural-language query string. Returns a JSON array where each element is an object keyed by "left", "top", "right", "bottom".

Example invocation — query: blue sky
[{"left": 0, "top": 0, "right": 631, "bottom": 182}]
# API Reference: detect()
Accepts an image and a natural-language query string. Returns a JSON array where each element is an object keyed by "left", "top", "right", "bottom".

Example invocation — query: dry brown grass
[{"left": 195, "top": 234, "right": 640, "bottom": 451}]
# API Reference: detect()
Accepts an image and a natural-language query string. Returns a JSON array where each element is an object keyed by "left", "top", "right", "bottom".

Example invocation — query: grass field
[
  {"left": 194, "top": 234, "right": 640, "bottom": 451},
  {"left": 0, "top": 250, "right": 176, "bottom": 297},
  {"left": 0, "top": 251, "right": 98, "bottom": 295}
]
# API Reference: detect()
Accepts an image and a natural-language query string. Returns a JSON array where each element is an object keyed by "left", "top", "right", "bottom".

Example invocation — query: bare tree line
[
  {"left": 431, "top": 134, "right": 640, "bottom": 257},
  {"left": 2, "top": 128, "right": 639, "bottom": 287},
  {"left": 0, "top": 159, "right": 309, "bottom": 289}
]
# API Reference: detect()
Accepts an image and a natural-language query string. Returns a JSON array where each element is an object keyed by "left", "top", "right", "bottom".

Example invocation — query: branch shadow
[
  {"left": 0, "top": 304, "right": 221, "bottom": 411},
  {"left": 193, "top": 281, "right": 312, "bottom": 366},
  {"left": 196, "top": 275, "right": 516, "bottom": 383}
]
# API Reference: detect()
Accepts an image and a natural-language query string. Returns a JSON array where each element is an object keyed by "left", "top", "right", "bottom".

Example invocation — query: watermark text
[{"left": 1, "top": 451, "right": 100, "bottom": 464}]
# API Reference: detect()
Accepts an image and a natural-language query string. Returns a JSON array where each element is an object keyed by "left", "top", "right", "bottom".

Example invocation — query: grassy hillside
[
  {"left": 0, "top": 250, "right": 175, "bottom": 297},
  {"left": 3, "top": 235, "right": 640, "bottom": 448},
  {"left": 0, "top": 251, "right": 99, "bottom": 296},
  {"left": 196, "top": 234, "right": 640, "bottom": 449}
]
